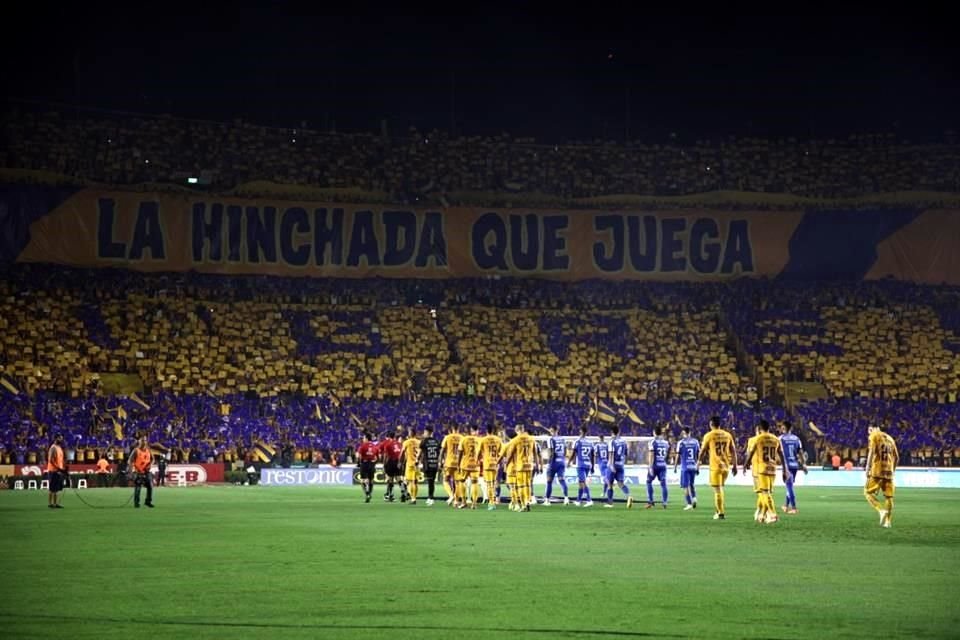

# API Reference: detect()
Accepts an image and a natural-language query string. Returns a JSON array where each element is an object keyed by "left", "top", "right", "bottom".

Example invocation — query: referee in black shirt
[{"left": 419, "top": 427, "right": 441, "bottom": 506}]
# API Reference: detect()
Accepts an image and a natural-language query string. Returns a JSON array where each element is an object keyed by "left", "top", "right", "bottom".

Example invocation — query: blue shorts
[
  {"left": 547, "top": 461, "right": 565, "bottom": 478},
  {"left": 680, "top": 469, "right": 697, "bottom": 489},
  {"left": 577, "top": 466, "right": 592, "bottom": 482},
  {"left": 609, "top": 466, "right": 625, "bottom": 485},
  {"left": 647, "top": 466, "right": 666, "bottom": 482}
]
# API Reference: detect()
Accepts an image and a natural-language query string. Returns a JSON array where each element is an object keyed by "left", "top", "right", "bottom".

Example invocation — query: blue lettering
[
  {"left": 721, "top": 220, "right": 753, "bottom": 274},
  {"left": 227, "top": 205, "right": 243, "bottom": 262},
  {"left": 382, "top": 211, "right": 416, "bottom": 266},
  {"left": 510, "top": 214, "right": 540, "bottom": 271},
  {"left": 314, "top": 208, "right": 344, "bottom": 266},
  {"left": 96, "top": 198, "right": 125, "bottom": 259},
  {"left": 542, "top": 215, "right": 569, "bottom": 271},
  {"left": 246, "top": 206, "right": 277, "bottom": 263},
  {"left": 347, "top": 210, "right": 380, "bottom": 267},
  {"left": 689, "top": 218, "right": 720, "bottom": 273},
  {"left": 660, "top": 218, "right": 686, "bottom": 272},
  {"left": 593, "top": 215, "right": 624, "bottom": 272},
  {"left": 472, "top": 212, "right": 508, "bottom": 270},
  {"left": 280, "top": 207, "right": 310, "bottom": 267},
  {"left": 192, "top": 202, "right": 223, "bottom": 262},
  {"left": 128, "top": 202, "right": 165, "bottom": 260},
  {"left": 627, "top": 216, "right": 657, "bottom": 272},
  {"left": 415, "top": 212, "right": 447, "bottom": 268}
]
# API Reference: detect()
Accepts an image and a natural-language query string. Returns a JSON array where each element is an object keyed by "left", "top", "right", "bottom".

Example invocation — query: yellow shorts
[
  {"left": 709, "top": 468, "right": 729, "bottom": 487},
  {"left": 515, "top": 470, "right": 532, "bottom": 487},
  {"left": 506, "top": 473, "right": 517, "bottom": 485},
  {"left": 404, "top": 469, "right": 418, "bottom": 483},
  {"left": 483, "top": 469, "right": 498, "bottom": 485},
  {"left": 865, "top": 476, "right": 895, "bottom": 498},
  {"left": 754, "top": 474, "right": 774, "bottom": 492},
  {"left": 459, "top": 469, "right": 479, "bottom": 481},
  {"left": 443, "top": 466, "right": 457, "bottom": 479}
]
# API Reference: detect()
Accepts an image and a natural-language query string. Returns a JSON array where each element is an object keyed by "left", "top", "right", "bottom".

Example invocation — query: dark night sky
[{"left": 3, "top": 7, "right": 957, "bottom": 141}]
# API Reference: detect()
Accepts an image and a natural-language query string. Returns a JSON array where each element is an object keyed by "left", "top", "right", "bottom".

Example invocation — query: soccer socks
[
  {"left": 409, "top": 482, "right": 418, "bottom": 501},
  {"left": 558, "top": 477, "right": 568, "bottom": 498},
  {"left": 606, "top": 487, "right": 614, "bottom": 502},
  {"left": 714, "top": 490, "right": 725, "bottom": 515},
  {"left": 386, "top": 479, "right": 394, "bottom": 498},
  {"left": 885, "top": 497, "right": 894, "bottom": 523},
  {"left": 660, "top": 480, "right": 668, "bottom": 505},
  {"left": 545, "top": 480, "right": 553, "bottom": 500},
  {"left": 427, "top": 478, "right": 435, "bottom": 499},
  {"left": 471, "top": 481, "right": 480, "bottom": 505},
  {"left": 646, "top": 480, "right": 655, "bottom": 504},
  {"left": 785, "top": 478, "right": 796, "bottom": 508},
  {"left": 685, "top": 492, "right": 692, "bottom": 506},
  {"left": 582, "top": 486, "right": 591, "bottom": 502}
]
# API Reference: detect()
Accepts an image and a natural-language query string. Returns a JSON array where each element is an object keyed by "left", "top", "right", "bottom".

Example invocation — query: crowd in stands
[
  {"left": 1, "top": 264, "right": 958, "bottom": 468},
  {"left": 3, "top": 102, "right": 959, "bottom": 200}
]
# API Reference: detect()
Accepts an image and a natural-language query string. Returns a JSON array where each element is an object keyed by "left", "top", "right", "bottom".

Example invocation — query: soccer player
[
  {"left": 457, "top": 425, "right": 481, "bottom": 508},
  {"left": 356, "top": 432, "right": 379, "bottom": 503},
  {"left": 746, "top": 425, "right": 761, "bottom": 521},
  {"left": 865, "top": 424, "right": 899, "bottom": 528},
  {"left": 543, "top": 426, "right": 570, "bottom": 505},
  {"left": 45, "top": 433, "right": 66, "bottom": 509},
  {"left": 698, "top": 416, "right": 737, "bottom": 520},
  {"left": 674, "top": 426, "right": 700, "bottom": 510},
  {"left": 419, "top": 427, "right": 441, "bottom": 506},
  {"left": 595, "top": 432, "right": 610, "bottom": 498},
  {"left": 503, "top": 424, "right": 537, "bottom": 512},
  {"left": 504, "top": 429, "right": 519, "bottom": 510},
  {"left": 568, "top": 425, "right": 594, "bottom": 506},
  {"left": 779, "top": 421, "right": 807, "bottom": 514},
  {"left": 400, "top": 429, "right": 421, "bottom": 505},
  {"left": 439, "top": 425, "right": 462, "bottom": 506},
  {"left": 131, "top": 436, "right": 155, "bottom": 509},
  {"left": 380, "top": 429, "right": 404, "bottom": 502},
  {"left": 744, "top": 420, "right": 789, "bottom": 524},
  {"left": 605, "top": 425, "right": 633, "bottom": 508},
  {"left": 480, "top": 425, "right": 504, "bottom": 510},
  {"left": 646, "top": 426, "right": 669, "bottom": 509}
]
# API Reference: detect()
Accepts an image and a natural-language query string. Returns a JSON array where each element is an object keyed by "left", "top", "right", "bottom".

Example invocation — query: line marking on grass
[{"left": 0, "top": 612, "right": 690, "bottom": 637}]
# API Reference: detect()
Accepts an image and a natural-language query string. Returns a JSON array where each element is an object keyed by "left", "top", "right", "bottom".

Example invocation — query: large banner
[
  {"left": 14, "top": 463, "right": 224, "bottom": 484},
  {"left": 5, "top": 186, "right": 959, "bottom": 283}
]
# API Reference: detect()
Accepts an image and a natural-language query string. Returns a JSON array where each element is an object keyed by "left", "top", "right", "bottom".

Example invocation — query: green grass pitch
[{"left": 2, "top": 484, "right": 959, "bottom": 639}]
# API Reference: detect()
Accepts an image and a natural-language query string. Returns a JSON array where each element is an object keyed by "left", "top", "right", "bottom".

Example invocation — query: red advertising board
[{"left": 14, "top": 463, "right": 224, "bottom": 484}]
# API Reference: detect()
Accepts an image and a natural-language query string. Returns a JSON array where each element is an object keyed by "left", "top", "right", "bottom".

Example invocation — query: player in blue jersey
[
  {"left": 542, "top": 426, "right": 570, "bottom": 505},
  {"left": 594, "top": 433, "right": 610, "bottom": 497},
  {"left": 673, "top": 425, "right": 701, "bottom": 510},
  {"left": 604, "top": 425, "right": 633, "bottom": 508},
  {"left": 567, "top": 425, "right": 595, "bottom": 507},
  {"left": 646, "top": 426, "right": 670, "bottom": 509},
  {"left": 778, "top": 420, "right": 807, "bottom": 514}
]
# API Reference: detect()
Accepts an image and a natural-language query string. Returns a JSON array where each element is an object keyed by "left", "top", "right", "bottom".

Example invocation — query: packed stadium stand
[
  {"left": 3, "top": 101, "right": 960, "bottom": 199},
  {"left": 1, "top": 103, "right": 959, "bottom": 474}
]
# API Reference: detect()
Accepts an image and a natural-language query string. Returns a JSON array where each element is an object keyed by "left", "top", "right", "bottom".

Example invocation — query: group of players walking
[{"left": 354, "top": 416, "right": 900, "bottom": 527}]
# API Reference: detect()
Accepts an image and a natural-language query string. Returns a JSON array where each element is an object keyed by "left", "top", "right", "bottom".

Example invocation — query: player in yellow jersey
[
  {"left": 400, "top": 429, "right": 421, "bottom": 505},
  {"left": 865, "top": 424, "right": 899, "bottom": 528},
  {"left": 745, "top": 426, "right": 761, "bottom": 521},
  {"left": 439, "top": 425, "right": 462, "bottom": 506},
  {"left": 698, "top": 416, "right": 738, "bottom": 520},
  {"left": 503, "top": 423, "right": 538, "bottom": 512},
  {"left": 479, "top": 425, "right": 504, "bottom": 511},
  {"left": 457, "top": 425, "right": 482, "bottom": 509},
  {"left": 503, "top": 429, "right": 519, "bottom": 510},
  {"left": 744, "top": 420, "right": 789, "bottom": 524}
]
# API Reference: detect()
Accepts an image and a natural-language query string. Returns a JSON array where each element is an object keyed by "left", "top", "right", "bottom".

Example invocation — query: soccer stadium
[{"left": 2, "top": 11, "right": 960, "bottom": 640}]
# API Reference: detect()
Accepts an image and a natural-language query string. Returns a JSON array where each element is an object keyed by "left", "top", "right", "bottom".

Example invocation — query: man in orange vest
[
  {"left": 46, "top": 433, "right": 66, "bottom": 509},
  {"left": 95, "top": 453, "right": 111, "bottom": 488},
  {"left": 131, "top": 436, "right": 155, "bottom": 509}
]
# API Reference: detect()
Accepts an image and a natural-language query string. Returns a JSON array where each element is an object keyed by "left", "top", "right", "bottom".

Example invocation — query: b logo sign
[{"left": 158, "top": 464, "right": 208, "bottom": 484}]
